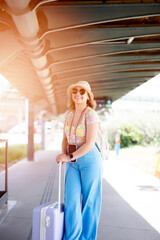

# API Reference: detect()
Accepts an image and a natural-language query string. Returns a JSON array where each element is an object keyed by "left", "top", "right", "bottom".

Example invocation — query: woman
[{"left": 56, "top": 81, "right": 102, "bottom": 240}]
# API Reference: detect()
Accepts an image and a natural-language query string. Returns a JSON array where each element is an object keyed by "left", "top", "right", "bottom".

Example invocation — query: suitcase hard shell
[
  {"left": 32, "top": 163, "right": 64, "bottom": 240},
  {"left": 32, "top": 202, "right": 64, "bottom": 240},
  {"left": 45, "top": 202, "right": 64, "bottom": 240}
]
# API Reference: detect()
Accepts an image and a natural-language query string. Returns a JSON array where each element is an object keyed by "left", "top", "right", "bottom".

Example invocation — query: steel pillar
[
  {"left": 41, "top": 116, "right": 45, "bottom": 150},
  {"left": 27, "top": 101, "right": 34, "bottom": 161}
]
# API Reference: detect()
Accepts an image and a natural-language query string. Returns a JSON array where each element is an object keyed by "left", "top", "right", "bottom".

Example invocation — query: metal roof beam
[
  {"left": 39, "top": 4, "right": 160, "bottom": 32},
  {"left": 52, "top": 75, "right": 155, "bottom": 92},
  {"left": 51, "top": 55, "right": 160, "bottom": 72},
  {"left": 52, "top": 73, "right": 158, "bottom": 89},
  {"left": 58, "top": 84, "right": 143, "bottom": 101},
  {"left": 51, "top": 65, "right": 160, "bottom": 84},
  {"left": 51, "top": 63, "right": 160, "bottom": 79},
  {"left": 0, "top": 30, "right": 22, "bottom": 68},
  {"left": 55, "top": 78, "right": 150, "bottom": 96},
  {"left": 51, "top": 59, "right": 160, "bottom": 75},
  {"left": 47, "top": 43, "right": 160, "bottom": 64},
  {"left": 43, "top": 27, "right": 160, "bottom": 50},
  {"left": 3, "top": 0, "right": 56, "bottom": 113}
]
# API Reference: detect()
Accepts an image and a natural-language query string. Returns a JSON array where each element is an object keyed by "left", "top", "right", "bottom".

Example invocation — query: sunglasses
[{"left": 72, "top": 88, "right": 86, "bottom": 95}]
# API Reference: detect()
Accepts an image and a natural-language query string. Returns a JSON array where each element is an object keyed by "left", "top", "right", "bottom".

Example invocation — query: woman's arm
[
  {"left": 72, "top": 121, "right": 99, "bottom": 160},
  {"left": 56, "top": 127, "right": 70, "bottom": 163},
  {"left": 61, "top": 128, "right": 68, "bottom": 154}
]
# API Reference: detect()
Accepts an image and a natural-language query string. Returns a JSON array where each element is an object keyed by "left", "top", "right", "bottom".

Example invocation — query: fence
[{"left": 0, "top": 139, "right": 8, "bottom": 208}]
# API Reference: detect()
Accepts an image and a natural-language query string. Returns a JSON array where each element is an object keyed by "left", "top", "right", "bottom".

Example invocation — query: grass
[
  {"left": 1, "top": 143, "right": 159, "bottom": 177},
  {"left": 0, "top": 144, "right": 40, "bottom": 164},
  {"left": 114, "top": 145, "right": 160, "bottom": 176}
]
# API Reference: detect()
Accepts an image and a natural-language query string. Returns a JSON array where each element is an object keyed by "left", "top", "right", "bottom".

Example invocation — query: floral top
[{"left": 64, "top": 107, "right": 100, "bottom": 145}]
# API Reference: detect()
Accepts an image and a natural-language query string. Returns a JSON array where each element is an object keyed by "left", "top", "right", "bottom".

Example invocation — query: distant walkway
[
  {"left": 101, "top": 158, "right": 160, "bottom": 239},
  {"left": 0, "top": 138, "right": 160, "bottom": 239}
]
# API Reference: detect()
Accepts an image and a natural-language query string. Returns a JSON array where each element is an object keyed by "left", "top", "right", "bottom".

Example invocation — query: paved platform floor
[{"left": 0, "top": 140, "right": 160, "bottom": 240}]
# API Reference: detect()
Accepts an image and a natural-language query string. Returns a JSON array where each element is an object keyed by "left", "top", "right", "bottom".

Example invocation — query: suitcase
[{"left": 32, "top": 162, "right": 64, "bottom": 240}]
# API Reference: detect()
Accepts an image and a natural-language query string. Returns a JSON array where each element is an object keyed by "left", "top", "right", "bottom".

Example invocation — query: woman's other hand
[{"left": 56, "top": 153, "right": 70, "bottom": 164}]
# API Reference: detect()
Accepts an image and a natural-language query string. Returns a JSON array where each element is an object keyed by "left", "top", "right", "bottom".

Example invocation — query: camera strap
[{"left": 69, "top": 107, "right": 87, "bottom": 145}]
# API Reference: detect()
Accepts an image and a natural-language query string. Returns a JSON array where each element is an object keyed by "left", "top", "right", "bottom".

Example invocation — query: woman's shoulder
[
  {"left": 86, "top": 107, "right": 97, "bottom": 115},
  {"left": 64, "top": 109, "right": 72, "bottom": 115},
  {"left": 64, "top": 109, "right": 73, "bottom": 122},
  {"left": 85, "top": 107, "right": 100, "bottom": 124}
]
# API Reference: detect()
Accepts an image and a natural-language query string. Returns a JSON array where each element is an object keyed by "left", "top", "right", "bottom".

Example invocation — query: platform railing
[{"left": 0, "top": 139, "right": 8, "bottom": 208}]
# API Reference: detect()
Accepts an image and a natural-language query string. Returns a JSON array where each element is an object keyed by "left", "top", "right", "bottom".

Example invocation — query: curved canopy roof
[{"left": 0, "top": 0, "right": 160, "bottom": 115}]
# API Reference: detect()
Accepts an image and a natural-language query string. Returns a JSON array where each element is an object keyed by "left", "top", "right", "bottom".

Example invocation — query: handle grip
[{"left": 58, "top": 162, "right": 62, "bottom": 210}]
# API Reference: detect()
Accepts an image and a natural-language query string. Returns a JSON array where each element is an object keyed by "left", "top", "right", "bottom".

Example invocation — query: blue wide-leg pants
[{"left": 63, "top": 145, "right": 102, "bottom": 240}]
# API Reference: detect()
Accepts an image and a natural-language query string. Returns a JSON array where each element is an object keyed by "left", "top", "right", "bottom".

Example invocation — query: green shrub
[
  {"left": 120, "top": 134, "right": 131, "bottom": 148},
  {"left": 104, "top": 110, "right": 160, "bottom": 147},
  {"left": 0, "top": 144, "right": 40, "bottom": 164},
  {"left": 120, "top": 124, "right": 143, "bottom": 148}
]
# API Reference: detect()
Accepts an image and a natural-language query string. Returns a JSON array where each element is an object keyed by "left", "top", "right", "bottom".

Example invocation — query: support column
[
  {"left": 27, "top": 101, "right": 34, "bottom": 161},
  {"left": 41, "top": 116, "right": 45, "bottom": 150}
]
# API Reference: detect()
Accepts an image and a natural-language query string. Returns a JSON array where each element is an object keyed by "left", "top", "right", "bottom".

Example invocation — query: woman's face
[{"left": 72, "top": 87, "right": 89, "bottom": 105}]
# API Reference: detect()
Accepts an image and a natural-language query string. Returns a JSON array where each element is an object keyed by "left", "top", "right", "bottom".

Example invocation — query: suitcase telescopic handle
[{"left": 58, "top": 162, "right": 62, "bottom": 210}]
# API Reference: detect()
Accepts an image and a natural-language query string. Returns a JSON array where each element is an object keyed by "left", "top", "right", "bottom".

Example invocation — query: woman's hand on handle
[{"left": 56, "top": 153, "right": 70, "bottom": 165}]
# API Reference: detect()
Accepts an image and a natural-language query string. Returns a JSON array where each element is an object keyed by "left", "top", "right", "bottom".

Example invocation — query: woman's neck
[{"left": 75, "top": 103, "right": 87, "bottom": 113}]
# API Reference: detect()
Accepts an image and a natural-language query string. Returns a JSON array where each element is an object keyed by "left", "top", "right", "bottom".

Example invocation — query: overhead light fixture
[{"left": 127, "top": 37, "right": 134, "bottom": 44}]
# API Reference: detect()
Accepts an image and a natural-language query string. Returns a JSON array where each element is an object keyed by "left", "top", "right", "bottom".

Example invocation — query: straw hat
[{"left": 67, "top": 81, "right": 94, "bottom": 100}]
